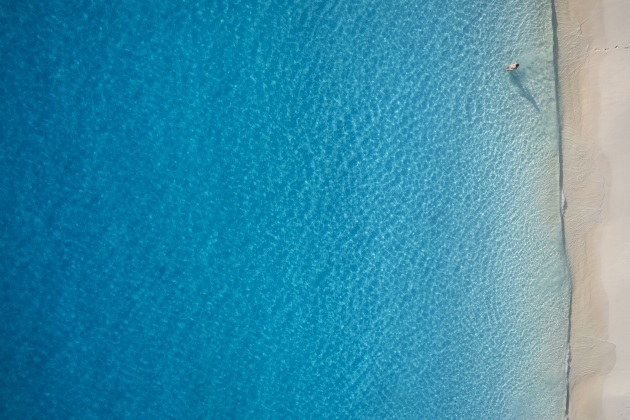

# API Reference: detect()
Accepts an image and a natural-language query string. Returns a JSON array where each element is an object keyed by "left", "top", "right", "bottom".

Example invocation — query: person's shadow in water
[{"left": 508, "top": 72, "right": 540, "bottom": 113}]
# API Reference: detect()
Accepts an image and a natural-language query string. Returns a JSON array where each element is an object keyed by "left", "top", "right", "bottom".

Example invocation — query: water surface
[{"left": 1, "top": 0, "right": 569, "bottom": 418}]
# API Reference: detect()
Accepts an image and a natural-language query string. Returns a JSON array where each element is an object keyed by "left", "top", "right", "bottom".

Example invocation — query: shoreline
[{"left": 555, "top": 0, "right": 630, "bottom": 418}]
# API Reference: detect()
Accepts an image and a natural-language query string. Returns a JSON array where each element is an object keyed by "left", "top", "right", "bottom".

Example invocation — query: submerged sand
[{"left": 555, "top": 0, "right": 630, "bottom": 418}]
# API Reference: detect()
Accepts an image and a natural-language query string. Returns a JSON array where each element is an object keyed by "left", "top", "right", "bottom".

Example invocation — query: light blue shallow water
[{"left": 1, "top": 0, "right": 569, "bottom": 418}]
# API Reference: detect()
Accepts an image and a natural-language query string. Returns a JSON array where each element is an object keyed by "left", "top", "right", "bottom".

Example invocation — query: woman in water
[{"left": 506, "top": 62, "right": 519, "bottom": 71}]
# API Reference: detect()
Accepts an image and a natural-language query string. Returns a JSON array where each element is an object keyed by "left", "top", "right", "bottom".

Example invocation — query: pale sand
[{"left": 555, "top": 0, "right": 630, "bottom": 418}]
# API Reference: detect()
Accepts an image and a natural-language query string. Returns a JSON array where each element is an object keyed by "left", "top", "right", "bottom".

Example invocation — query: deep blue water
[{"left": 1, "top": 0, "right": 569, "bottom": 418}]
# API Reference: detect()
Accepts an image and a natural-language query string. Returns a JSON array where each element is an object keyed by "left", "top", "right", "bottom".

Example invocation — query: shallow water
[{"left": 1, "top": 0, "right": 569, "bottom": 418}]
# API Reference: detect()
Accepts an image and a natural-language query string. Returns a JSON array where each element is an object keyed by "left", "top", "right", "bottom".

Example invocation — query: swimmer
[{"left": 506, "top": 62, "right": 519, "bottom": 71}]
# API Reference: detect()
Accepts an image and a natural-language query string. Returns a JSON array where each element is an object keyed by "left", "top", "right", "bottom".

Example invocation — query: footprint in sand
[{"left": 593, "top": 46, "right": 630, "bottom": 52}]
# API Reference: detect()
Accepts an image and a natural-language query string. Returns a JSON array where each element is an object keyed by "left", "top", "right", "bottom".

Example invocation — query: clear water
[{"left": 1, "top": 0, "right": 569, "bottom": 418}]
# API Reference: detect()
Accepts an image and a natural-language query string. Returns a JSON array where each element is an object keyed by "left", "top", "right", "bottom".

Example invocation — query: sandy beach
[{"left": 555, "top": 0, "right": 630, "bottom": 418}]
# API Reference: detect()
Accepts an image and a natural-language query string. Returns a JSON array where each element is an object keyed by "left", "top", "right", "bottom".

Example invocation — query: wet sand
[{"left": 555, "top": 0, "right": 630, "bottom": 418}]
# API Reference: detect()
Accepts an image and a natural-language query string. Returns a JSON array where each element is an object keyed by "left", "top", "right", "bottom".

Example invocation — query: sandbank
[{"left": 555, "top": 0, "right": 630, "bottom": 418}]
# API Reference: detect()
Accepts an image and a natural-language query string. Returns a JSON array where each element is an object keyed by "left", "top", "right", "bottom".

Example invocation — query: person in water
[{"left": 506, "top": 62, "right": 519, "bottom": 71}]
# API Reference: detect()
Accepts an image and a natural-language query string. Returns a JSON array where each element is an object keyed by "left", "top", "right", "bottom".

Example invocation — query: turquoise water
[{"left": 1, "top": 0, "right": 569, "bottom": 418}]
